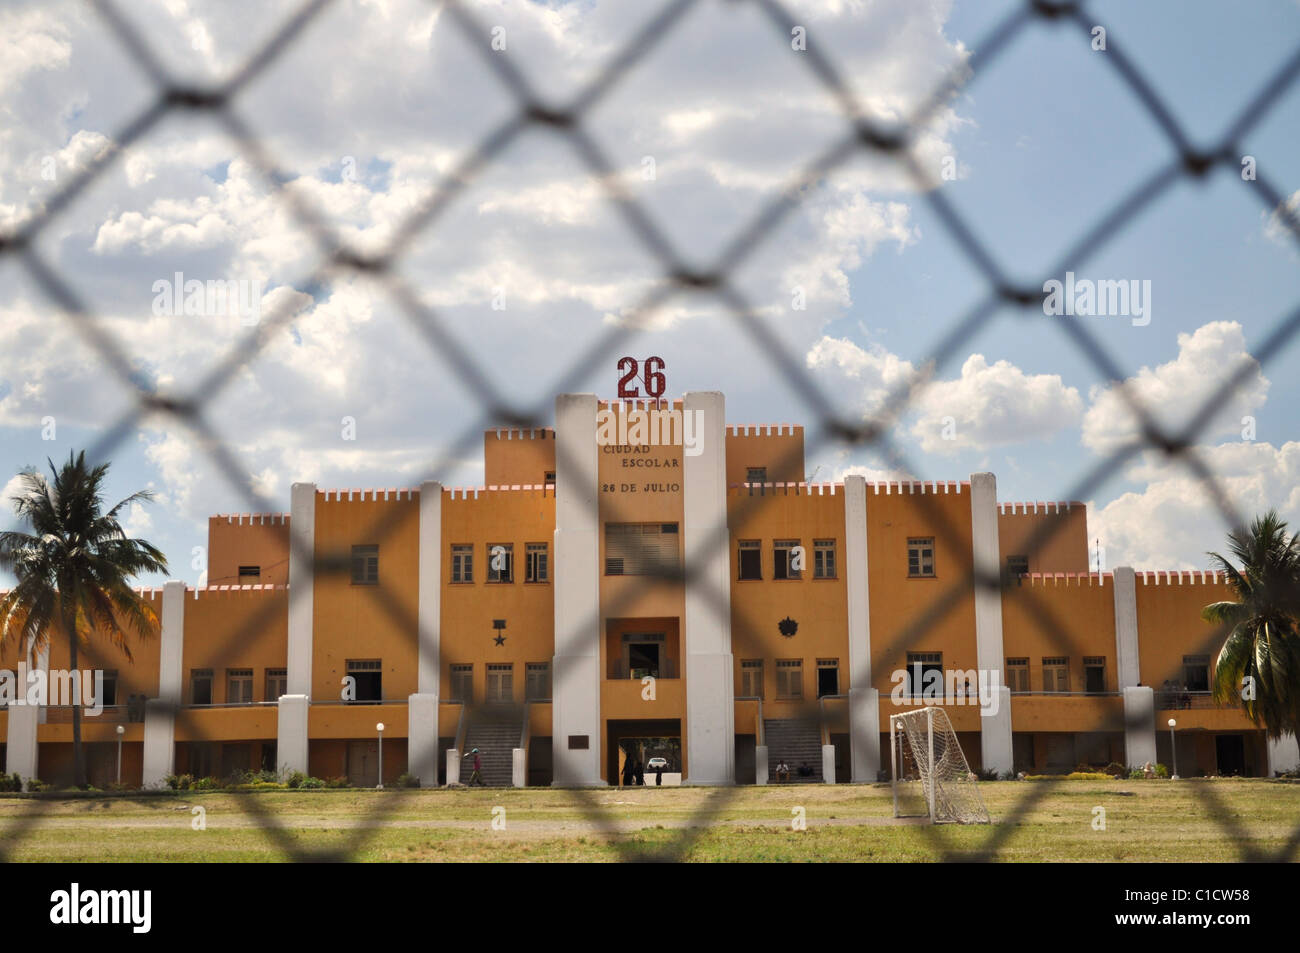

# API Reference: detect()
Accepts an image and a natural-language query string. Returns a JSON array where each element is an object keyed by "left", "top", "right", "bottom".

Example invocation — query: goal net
[{"left": 890, "top": 708, "right": 990, "bottom": 824}]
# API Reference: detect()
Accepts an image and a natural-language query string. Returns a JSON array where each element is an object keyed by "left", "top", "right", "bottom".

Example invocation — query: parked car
[{"left": 647, "top": 757, "right": 669, "bottom": 770}]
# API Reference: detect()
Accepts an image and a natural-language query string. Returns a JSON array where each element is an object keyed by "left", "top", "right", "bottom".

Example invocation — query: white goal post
[{"left": 890, "top": 707, "right": 990, "bottom": 824}]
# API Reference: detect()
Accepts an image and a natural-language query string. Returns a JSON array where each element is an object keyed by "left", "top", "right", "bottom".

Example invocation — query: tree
[
  {"left": 0, "top": 452, "right": 167, "bottom": 787},
  {"left": 1202, "top": 511, "right": 1300, "bottom": 739}
]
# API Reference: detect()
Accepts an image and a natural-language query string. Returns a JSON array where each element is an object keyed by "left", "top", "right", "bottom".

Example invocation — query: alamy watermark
[
  {"left": 889, "top": 666, "right": 1004, "bottom": 717},
  {"left": 595, "top": 405, "right": 705, "bottom": 457},
  {"left": 1042, "top": 271, "right": 1151, "bottom": 327},
  {"left": 0, "top": 664, "right": 107, "bottom": 715},
  {"left": 152, "top": 272, "right": 263, "bottom": 326}
]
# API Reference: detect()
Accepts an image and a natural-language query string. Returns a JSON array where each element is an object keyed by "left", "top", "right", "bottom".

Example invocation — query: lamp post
[
  {"left": 115, "top": 724, "right": 124, "bottom": 785},
  {"left": 1167, "top": 718, "right": 1178, "bottom": 780},
  {"left": 376, "top": 722, "right": 385, "bottom": 789}
]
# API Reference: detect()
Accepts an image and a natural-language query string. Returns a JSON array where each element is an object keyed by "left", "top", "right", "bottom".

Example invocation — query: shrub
[
  {"left": 286, "top": 770, "right": 308, "bottom": 789},
  {"left": 1154, "top": 763, "right": 1169, "bottom": 778},
  {"left": 298, "top": 776, "right": 326, "bottom": 789},
  {"left": 0, "top": 773, "right": 22, "bottom": 793},
  {"left": 396, "top": 773, "right": 420, "bottom": 789},
  {"left": 1102, "top": 761, "right": 1127, "bottom": 779},
  {"left": 1064, "top": 772, "right": 1114, "bottom": 781},
  {"left": 165, "top": 773, "right": 194, "bottom": 791},
  {"left": 191, "top": 776, "right": 219, "bottom": 791},
  {"left": 325, "top": 776, "right": 349, "bottom": 789},
  {"left": 999, "top": 770, "right": 1018, "bottom": 781},
  {"left": 976, "top": 768, "right": 1000, "bottom": 781},
  {"left": 24, "top": 778, "right": 49, "bottom": 793}
]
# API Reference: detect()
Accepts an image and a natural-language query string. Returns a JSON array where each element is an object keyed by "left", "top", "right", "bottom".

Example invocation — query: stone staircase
[
  {"left": 764, "top": 718, "right": 824, "bottom": 783},
  {"left": 460, "top": 705, "right": 523, "bottom": 786}
]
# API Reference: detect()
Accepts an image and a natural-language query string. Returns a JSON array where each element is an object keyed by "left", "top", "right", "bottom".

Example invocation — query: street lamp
[
  {"left": 115, "top": 724, "right": 124, "bottom": 785},
  {"left": 1167, "top": 718, "right": 1178, "bottom": 780},
  {"left": 376, "top": 722, "right": 385, "bottom": 789}
]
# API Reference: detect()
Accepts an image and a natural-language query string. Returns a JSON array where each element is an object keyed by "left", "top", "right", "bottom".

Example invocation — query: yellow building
[{"left": 6, "top": 392, "right": 1298, "bottom": 787}]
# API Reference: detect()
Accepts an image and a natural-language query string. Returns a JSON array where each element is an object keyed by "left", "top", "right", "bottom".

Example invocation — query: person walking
[
  {"left": 621, "top": 751, "right": 636, "bottom": 788},
  {"left": 654, "top": 763, "right": 663, "bottom": 786},
  {"left": 463, "top": 747, "right": 486, "bottom": 786}
]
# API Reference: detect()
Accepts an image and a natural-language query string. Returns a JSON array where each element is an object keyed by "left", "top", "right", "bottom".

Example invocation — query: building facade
[{"left": 6, "top": 392, "right": 1299, "bottom": 787}]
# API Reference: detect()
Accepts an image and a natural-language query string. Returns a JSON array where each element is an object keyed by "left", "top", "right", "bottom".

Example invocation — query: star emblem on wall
[
  {"left": 778, "top": 617, "right": 798, "bottom": 638},
  {"left": 493, "top": 634, "right": 506, "bottom": 646}
]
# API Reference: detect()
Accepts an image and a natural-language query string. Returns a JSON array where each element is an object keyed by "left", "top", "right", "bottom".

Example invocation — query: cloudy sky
[{"left": 2, "top": 0, "right": 1299, "bottom": 586}]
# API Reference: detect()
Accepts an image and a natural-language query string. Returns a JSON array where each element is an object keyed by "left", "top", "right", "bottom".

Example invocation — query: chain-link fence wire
[{"left": 0, "top": 0, "right": 1298, "bottom": 862}]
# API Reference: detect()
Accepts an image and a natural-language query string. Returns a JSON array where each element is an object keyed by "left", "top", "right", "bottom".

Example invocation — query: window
[
  {"left": 99, "top": 670, "right": 119, "bottom": 707},
  {"left": 776, "top": 660, "right": 803, "bottom": 699},
  {"left": 906, "top": 652, "right": 943, "bottom": 696},
  {"left": 1006, "top": 658, "right": 1030, "bottom": 693},
  {"left": 1042, "top": 657, "right": 1069, "bottom": 693},
  {"left": 487, "top": 543, "right": 514, "bottom": 583},
  {"left": 351, "top": 544, "right": 379, "bottom": 585},
  {"left": 737, "top": 540, "right": 762, "bottom": 580},
  {"left": 1005, "top": 555, "right": 1029, "bottom": 583},
  {"left": 449, "top": 664, "right": 473, "bottom": 704},
  {"left": 238, "top": 565, "right": 260, "bottom": 580},
  {"left": 526, "top": 662, "right": 550, "bottom": 700},
  {"left": 605, "top": 523, "right": 680, "bottom": 576},
  {"left": 813, "top": 539, "right": 836, "bottom": 579},
  {"left": 266, "top": 668, "right": 287, "bottom": 701},
  {"left": 486, "top": 663, "right": 514, "bottom": 703},
  {"left": 191, "top": 669, "right": 213, "bottom": 706},
  {"left": 227, "top": 669, "right": 253, "bottom": 705},
  {"left": 346, "top": 659, "right": 382, "bottom": 703},
  {"left": 740, "top": 659, "right": 763, "bottom": 698},
  {"left": 817, "top": 658, "right": 839, "bottom": 697},
  {"left": 746, "top": 466, "right": 768, "bottom": 484},
  {"left": 1083, "top": 656, "right": 1106, "bottom": 694},
  {"left": 1183, "top": 655, "right": 1210, "bottom": 692},
  {"left": 774, "top": 539, "right": 801, "bottom": 580},
  {"left": 526, "top": 543, "right": 548, "bottom": 583},
  {"left": 544, "top": 470, "right": 556, "bottom": 485},
  {"left": 907, "top": 538, "right": 935, "bottom": 577},
  {"left": 451, "top": 544, "right": 473, "bottom": 583}
]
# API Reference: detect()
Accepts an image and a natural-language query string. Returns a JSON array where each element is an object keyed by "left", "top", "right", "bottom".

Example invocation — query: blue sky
[{"left": 1, "top": 0, "right": 1298, "bottom": 586}]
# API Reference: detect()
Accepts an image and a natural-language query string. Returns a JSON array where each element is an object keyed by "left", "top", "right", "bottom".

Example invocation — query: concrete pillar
[
  {"left": 446, "top": 748, "right": 461, "bottom": 786},
  {"left": 276, "top": 695, "right": 309, "bottom": 775},
  {"left": 821, "top": 744, "right": 836, "bottom": 784},
  {"left": 1122, "top": 686, "right": 1157, "bottom": 768},
  {"left": 288, "top": 482, "right": 316, "bottom": 698},
  {"left": 1113, "top": 566, "right": 1140, "bottom": 689},
  {"left": 970, "top": 473, "right": 1012, "bottom": 775},
  {"left": 512, "top": 748, "right": 527, "bottom": 787},
  {"left": 682, "top": 391, "right": 734, "bottom": 785},
  {"left": 408, "top": 693, "right": 439, "bottom": 787},
  {"left": 5, "top": 648, "right": 40, "bottom": 781},
  {"left": 552, "top": 394, "right": 603, "bottom": 786},
  {"left": 1266, "top": 734, "right": 1300, "bottom": 776},
  {"left": 142, "top": 581, "right": 185, "bottom": 787},
  {"left": 844, "top": 475, "right": 880, "bottom": 782},
  {"left": 981, "top": 686, "right": 1012, "bottom": 776},
  {"left": 755, "top": 745, "right": 768, "bottom": 785},
  {"left": 417, "top": 482, "right": 442, "bottom": 696}
]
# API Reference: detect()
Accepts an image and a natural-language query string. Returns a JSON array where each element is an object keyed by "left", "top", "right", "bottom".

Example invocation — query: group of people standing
[{"left": 620, "top": 755, "right": 664, "bottom": 787}]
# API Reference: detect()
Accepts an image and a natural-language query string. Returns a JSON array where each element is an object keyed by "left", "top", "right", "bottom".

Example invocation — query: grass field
[{"left": 1, "top": 779, "right": 1296, "bottom": 862}]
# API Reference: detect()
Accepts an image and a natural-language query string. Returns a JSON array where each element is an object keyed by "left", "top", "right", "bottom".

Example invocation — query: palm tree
[
  {"left": 1202, "top": 511, "right": 1300, "bottom": 739},
  {"left": 0, "top": 451, "right": 167, "bottom": 787}
]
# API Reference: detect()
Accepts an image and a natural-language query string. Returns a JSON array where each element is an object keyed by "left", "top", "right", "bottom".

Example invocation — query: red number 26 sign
[{"left": 616, "top": 356, "right": 666, "bottom": 398}]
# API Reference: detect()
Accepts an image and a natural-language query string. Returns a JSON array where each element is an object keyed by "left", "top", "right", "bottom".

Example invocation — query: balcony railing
[
  {"left": 1158, "top": 690, "right": 1232, "bottom": 710},
  {"left": 40, "top": 705, "right": 134, "bottom": 724},
  {"left": 607, "top": 659, "right": 679, "bottom": 680}
]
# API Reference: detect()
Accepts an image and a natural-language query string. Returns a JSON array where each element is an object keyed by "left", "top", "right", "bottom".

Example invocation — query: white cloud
[
  {"left": 1091, "top": 440, "right": 1300, "bottom": 570},
  {"left": 1081, "top": 321, "right": 1269, "bottom": 455},
  {"left": 1263, "top": 188, "right": 1300, "bottom": 246}
]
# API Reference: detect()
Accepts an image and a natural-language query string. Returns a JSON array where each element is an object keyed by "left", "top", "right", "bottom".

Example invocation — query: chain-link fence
[{"left": 2, "top": 0, "right": 1299, "bottom": 863}]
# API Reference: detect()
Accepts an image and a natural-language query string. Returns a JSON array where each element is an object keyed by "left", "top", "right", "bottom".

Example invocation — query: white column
[
  {"left": 142, "top": 580, "right": 185, "bottom": 787},
  {"left": 1266, "top": 734, "right": 1300, "bottom": 776},
  {"left": 755, "top": 745, "right": 768, "bottom": 786},
  {"left": 418, "top": 481, "right": 442, "bottom": 695},
  {"left": 821, "top": 743, "right": 836, "bottom": 784},
  {"left": 1122, "top": 686, "right": 1157, "bottom": 767},
  {"left": 682, "top": 391, "right": 734, "bottom": 785},
  {"left": 970, "top": 472, "right": 1012, "bottom": 775},
  {"left": 1113, "top": 566, "right": 1155, "bottom": 767},
  {"left": 287, "top": 482, "right": 316, "bottom": 698},
  {"left": 5, "top": 647, "right": 41, "bottom": 780},
  {"left": 844, "top": 475, "right": 880, "bottom": 782},
  {"left": 408, "top": 693, "right": 439, "bottom": 787},
  {"left": 512, "top": 747, "right": 527, "bottom": 787},
  {"left": 276, "top": 695, "right": 309, "bottom": 775},
  {"left": 552, "top": 394, "right": 603, "bottom": 786},
  {"left": 446, "top": 748, "right": 461, "bottom": 785}
]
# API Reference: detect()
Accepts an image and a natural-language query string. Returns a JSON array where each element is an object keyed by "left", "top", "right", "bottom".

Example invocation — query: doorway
[
  {"left": 606, "top": 719, "right": 681, "bottom": 784},
  {"left": 817, "top": 659, "right": 839, "bottom": 697},
  {"left": 628, "top": 641, "right": 661, "bottom": 679},
  {"left": 1216, "top": 734, "right": 1246, "bottom": 776},
  {"left": 486, "top": 663, "right": 514, "bottom": 703}
]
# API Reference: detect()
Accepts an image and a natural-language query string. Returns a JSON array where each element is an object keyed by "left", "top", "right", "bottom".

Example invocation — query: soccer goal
[{"left": 890, "top": 707, "right": 990, "bottom": 824}]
